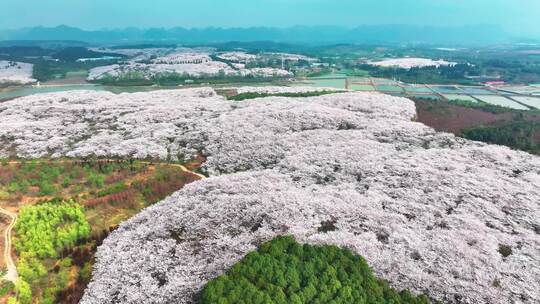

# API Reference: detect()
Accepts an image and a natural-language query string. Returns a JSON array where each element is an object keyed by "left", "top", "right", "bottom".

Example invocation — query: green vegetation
[
  {"left": 228, "top": 90, "right": 343, "bottom": 101},
  {"left": 0, "top": 281, "right": 14, "bottom": 297},
  {"left": 200, "top": 236, "right": 432, "bottom": 304},
  {"left": 15, "top": 200, "right": 90, "bottom": 258},
  {"left": 498, "top": 245, "right": 513, "bottom": 258},
  {"left": 461, "top": 121, "right": 540, "bottom": 155},
  {"left": 13, "top": 200, "right": 90, "bottom": 304},
  {"left": 0, "top": 159, "right": 203, "bottom": 302},
  {"left": 0, "top": 160, "right": 142, "bottom": 201}
]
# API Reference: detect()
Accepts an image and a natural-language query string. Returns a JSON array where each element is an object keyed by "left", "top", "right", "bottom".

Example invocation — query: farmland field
[
  {"left": 372, "top": 78, "right": 398, "bottom": 85},
  {"left": 498, "top": 85, "right": 540, "bottom": 95},
  {"left": 351, "top": 84, "right": 375, "bottom": 91},
  {"left": 473, "top": 95, "right": 530, "bottom": 110},
  {"left": 307, "top": 78, "right": 346, "bottom": 89},
  {"left": 308, "top": 73, "right": 347, "bottom": 79},
  {"left": 410, "top": 94, "right": 441, "bottom": 100},
  {"left": 431, "top": 85, "right": 462, "bottom": 94},
  {"left": 403, "top": 85, "right": 433, "bottom": 93},
  {"left": 511, "top": 96, "right": 540, "bottom": 109},
  {"left": 443, "top": 94, "right": 478, "bottom": 102},
  {"left": 376, "top": 85, "right": 403, "bottom": 93},
  {"left": 349, "top": 77, "right": 371, "bottom": 83},
  {"left": 460, "top": 87, "right": 496, "bottom": 95}
]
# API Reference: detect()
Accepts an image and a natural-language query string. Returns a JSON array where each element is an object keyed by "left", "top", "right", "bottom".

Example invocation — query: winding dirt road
[{"left": 0, "top": 206, "right": 17, "bottom": 282}]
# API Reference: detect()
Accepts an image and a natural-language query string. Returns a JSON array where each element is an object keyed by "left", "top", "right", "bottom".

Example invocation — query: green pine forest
[{"left": 200, "top": 236, "right": 434, "bottom": 304}]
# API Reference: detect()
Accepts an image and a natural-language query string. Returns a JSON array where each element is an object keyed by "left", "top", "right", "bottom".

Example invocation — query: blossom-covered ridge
[
  {"left": 0, "top": 88, "right": 538, "bottom": 303},
  {"left": 0, "top": 60, "right": 36, "bottom": 85}
]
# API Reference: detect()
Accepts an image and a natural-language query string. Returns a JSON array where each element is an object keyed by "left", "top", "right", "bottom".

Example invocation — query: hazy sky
[{"left": 2, "top": 0, "right": 539, "bottom": 37}]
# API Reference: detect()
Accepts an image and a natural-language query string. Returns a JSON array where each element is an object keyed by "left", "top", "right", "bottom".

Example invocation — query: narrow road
[
  {"left": 174, "top": 164, "right": 207, "bottom": 180},
  {"left": 0, "top": 206, "right": 17, "bottom": 282}
]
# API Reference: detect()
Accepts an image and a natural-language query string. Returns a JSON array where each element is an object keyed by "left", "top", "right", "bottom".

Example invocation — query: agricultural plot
[
  {"left": 460, "top": 87, "right": 496, "bottom": 95},
  {"left": 410, "top": 94, "right": 441, "bottom": 100},
  {"left": 376, "top": 85, "right": 403, "bottom": 93},
  {"left": 403, "top": 85, "right": 433, "bottom": 93},
  {"left": 372, "top": 78, "right": 398, "bottom": 85},
  {"left": 497, "top": 85, "right": 540, "bottom": 95},
  {"left": 443, "top": 94, "right": 478, "bottom": 103},
  {"left": 350, "top": 84, "right": 375, "bottom": 91},
  {"left": 510, "top": 96, "right": 540, "bottom": 109},
  {"left": 349, "top": 77, "right": 371, "bottom": 84},
  {"left": 473, "top": 95, "right": 530, "bottom": 110},
  {"left": 430, "top": 85, "right": 462, "bottom": 94},
  {"left": 498, "top": 90, "right": 518, "bottom": 96},
  {"left": 307, "top": 78, "right": 346, "bottom": 89},
  {"left": 308, "top": 73, "right": 347, "bottom": 79}
]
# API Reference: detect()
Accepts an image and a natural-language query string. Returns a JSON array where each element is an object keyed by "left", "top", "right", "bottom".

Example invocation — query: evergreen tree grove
[{"left": 200, "top": 236, "right": 432, "bottom": 304}]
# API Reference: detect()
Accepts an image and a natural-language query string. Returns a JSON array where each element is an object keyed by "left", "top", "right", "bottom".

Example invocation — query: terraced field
[
  {"left": 350, "top": 84, "right": 375, "bottom": 91},
  {"left": 473, "top": 95, "right": 530, "bottom": 110},
  {"left": 511, "top": 96, "right": 540, "bottom": 109},
  {"left": 443, "top": 94, "right": 478, "bottom": 102}
]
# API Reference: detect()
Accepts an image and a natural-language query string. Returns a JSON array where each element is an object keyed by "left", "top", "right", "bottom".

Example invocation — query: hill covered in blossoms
[
  {"left": 0, "top": 60, "right": 36, "bottom": 85},
  {"left": 0, "top": 88, "right": 538, "bottom": 303}
]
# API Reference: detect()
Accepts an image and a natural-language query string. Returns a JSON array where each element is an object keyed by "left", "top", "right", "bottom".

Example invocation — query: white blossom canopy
[{"left": 0, "top": 88, "right": 538, "bottom": 303}]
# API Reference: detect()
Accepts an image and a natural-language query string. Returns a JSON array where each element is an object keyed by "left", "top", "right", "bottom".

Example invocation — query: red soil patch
[{"left": 415, "top": 100, "right": 540, "bottom": 134}]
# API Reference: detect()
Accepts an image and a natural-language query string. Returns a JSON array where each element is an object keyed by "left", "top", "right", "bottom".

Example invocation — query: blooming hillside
[
  {"left": 0, "top": 60, "right": 36, "bottom": 85},
  {"left": 367, "top": 58, "right": 457, "bottom": 69},
  {"left": 87, "top": 50, "right": 292, "bottom": 80},
  {"left": 0, "top": 88, "right": 538, "bottom": 303}
]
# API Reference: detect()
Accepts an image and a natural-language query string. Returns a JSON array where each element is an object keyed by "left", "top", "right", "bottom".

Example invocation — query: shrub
[
  {"left": 97, "top": 182, "right": 128, "bottom": 197},
  {"left": 38, "top": 181, "right": 56, "bottom": 196},
  {"left": 15, "top": 280, "right": 32, "bottom": 304},
  {"left": 498, "top": 244, "right": 513, "bottom": 258},
  {"left": 87, "top": 172, "right": 105, "bottom": 188},
  {"left": 7, "top": 297, "right": 18, "bottom": 304},
  {"left": 0, "top": 280, "right": 14, "bottom": 297},
  {"left": 200, "top": 236, "right": 431, "bottom": 304},
  {"left": 0, "top": 190, "right": 9, "bottom": 200}
]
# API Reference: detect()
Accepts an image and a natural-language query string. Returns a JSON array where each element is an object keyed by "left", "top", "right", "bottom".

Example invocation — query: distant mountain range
[{"left": 0, "top": 25, "right": 533, "bottom": 46}]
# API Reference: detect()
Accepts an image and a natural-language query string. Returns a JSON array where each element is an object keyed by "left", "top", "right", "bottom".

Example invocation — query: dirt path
[
  {"left": 0, "top": 206, "right": 17, "bottom": 282},
  {"left": 171, "top": 164, "right": 206, "bottom": 180}
]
